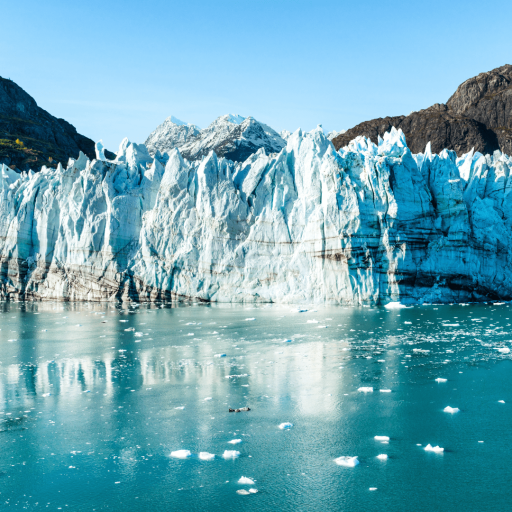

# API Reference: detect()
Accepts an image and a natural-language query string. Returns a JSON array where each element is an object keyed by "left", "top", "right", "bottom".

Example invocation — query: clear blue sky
[{"left": 2, "top": 0, "right": 512, "bottom": 151}]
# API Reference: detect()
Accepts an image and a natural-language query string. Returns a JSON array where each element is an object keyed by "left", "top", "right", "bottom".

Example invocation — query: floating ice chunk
[
  {"left": 334, "top": 456, "right": 359, "bottom": 467},
  {"left": 238, "top": 476, "right": 255, "bottom": 485},
  {"left": 307, "top": 320, "right": 319, "bottom": 323},
  {"left": 134, "top": 332, "right": 143, "bottom": 337},
  {"left": 228, "top": 439, "right": 242, "bottom": 444},
  {"left": 374, "top": 436, "right": 390, "bottom": 441},
  {"left": 245, "top": 318, "right": 256, "bottom": 321},
  {"left": 283, "top": 339, "right": 292, "bottom": 343},
  {"left": 369, "top": 487, "right": 378, "bottom": 491},
  {"left": 384, "top": 302, "right": 407, "bottom": 309},
  {"left": 404, "top": 321, "right": 412, "bottom": 324},
  {"left": 279, "top": 422, "right": 293, "bottom": 429},
  {"left": 204, "top": 397, "right": 212, "bottom": 401},
  {"left": 442, "top": 324, "right": 459, "bottom": 327},
  {"left": 119, "top": 320, "right": 128, "bottom": 322},
  {"left": 236, "top": 489, "right": 250, "bottom": 495},
  {"left": 358, "top": 387, "right": 373, "bottom": 393},
  {"left": 174, "top": 406, "right": 185, "bottom": 410},
  {"left": 498, "top": 347, "right": 510, "bottom": 354},
  {"left": 444, "top": 406, "right": 460, "bottom": 413},
  {"left": 376, "top": 454, "right": 388, "bottom": 460},
  {"left": 214, "top": 353, "right": 226, "bottom": 358},
  {"left": 380, "top": 389, "right": 392, "bottom": 393},
  {"left": 498, "top": 400, "right": 505, "bottom": 403},
  {"left": 424, "top": 444, "right": 444, "bottom": 453},
  {"left": 42, "top": 393, "right": 51, "bottom": 397},
  {"left": 199, "top": 452, "right": 215, "bottom": 461},
  {"left": 223, "top": 450, "right": 241, "bottom": 459},
  {"left": 435, "top": 378, "right": 447, "bottom": 383},
  {"left": 170, "top": 450, "right": 192, "bottom": 459},
  {"left": 249, "top": 489, "right": 258, "bottom": 494}
]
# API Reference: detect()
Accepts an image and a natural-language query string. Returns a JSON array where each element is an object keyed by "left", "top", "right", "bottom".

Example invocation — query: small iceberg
[
  {"left": 214, "top": 353, "right": 226, "bottom": 358},
  {"left": 424, "top": 444, "right": 444, "bottom": 453},
  {"left": 358, "top": 387, "right": 373, "bottom": 393},
  {"left": 444, "top": 406, "right": 460, "bottom": 413},
  {"left": 199, "top": 452, "right": 215, "bottom": 461},
  {"left": 498, "top": 347, "right": 510, "bottom": 354},
  {"left": 170, "top": 450, "right": 192, "bottom": 459},
  {"left": 498, "top": 400, "right": 506, "bottom": 403},
  {"left": 228, "top": 439, "right": 242, "bottom": 444},
  {"left": 374, "top": 436, "right": 390, "bottom": 441},
  {"left": 245, "top": 318, "right": 256, "bottom": 321},
  {"left": 223, "top": 450, "right": 241, "bottom": 459},
  {"left": 283, "top": 339, "right": 292, "bottom": 343},
  {"left": 369, "top": 487, "right": 378, "bottom": 491},
  {"left": 380, "top": 389, "right": 392, "bottom": 393},
  {"left": 384, "top": 302, "right": 407, "bottom": 309},
  {"left": 279, "top": 422, "right": 293, "bottom": 429},
  {"left": 236, "top": 489, "right": 250, "bottom": 495},
  {"left": 435, "top": 378, "right": 447, "bottom": 383},
  {"left": 334, "top": 456, "right": 359, "bottom": 467},
  {"left": 238, "top": 476, "right": 255, "bottom": 485},
  {"left": 376, "top": 454, "right": 388, "bottom": 460}
]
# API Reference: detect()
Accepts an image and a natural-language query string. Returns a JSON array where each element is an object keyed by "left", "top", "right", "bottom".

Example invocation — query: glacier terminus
[{"left": 1, "top": 126, "right": 511, "bottom": 304}]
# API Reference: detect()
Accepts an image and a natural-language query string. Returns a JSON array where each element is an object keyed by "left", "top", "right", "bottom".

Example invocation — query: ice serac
[{"left": 2, "top": 126, "right": 512, "bottom": 304}]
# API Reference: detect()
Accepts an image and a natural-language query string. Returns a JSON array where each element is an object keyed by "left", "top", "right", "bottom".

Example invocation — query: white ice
[
  {"left": 424, "top": 444, "right": 444, "bottom": 453},
  {"left": 279, "top": 422, "right": 293, "bottom": 429},
  {"left": 223, "top": 450, "right": 241, "bottom": 459},
  {"left": 238, "top": 476, "right": 255, "bottom": 485},
  {"left": 199, "top": 452, "right": 215, "bottom": 461},
  {"left": 334, "top": 456, "right": 359, "bottom": 467},
  {"left": 170, "top": 450, "right": 192, "bottom": 459},
  {"left": 443, "top": 406, "right": 460, "bottom": 413}
]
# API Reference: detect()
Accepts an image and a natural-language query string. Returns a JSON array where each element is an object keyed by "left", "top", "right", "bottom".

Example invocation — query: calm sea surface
[{"left": 0, "top": 301, "right": 511, "bottom": 511}]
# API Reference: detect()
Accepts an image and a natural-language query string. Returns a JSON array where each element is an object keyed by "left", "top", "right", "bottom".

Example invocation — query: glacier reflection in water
[{"left": 0, "top": 301, "right": 512, "bottom": 511}]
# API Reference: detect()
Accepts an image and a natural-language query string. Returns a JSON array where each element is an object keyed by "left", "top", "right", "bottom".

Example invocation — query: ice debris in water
[
  {"left": 380, "top": 389, "right": 392, "bottom": 393},
  {"left": 214, "top": 353, "right": 226, "bottom": 358},
  {"left": 223, "top": 450, "right": 241, "bottom": 459},
  {"left": 377, "top": 454, "right": 388, "bottom": 460},
  {"left": 204, "top": 397, "right": 212, "bottom": 401},
  {"left": 375, "top": 436, "right": 390, "bottom": 441},
  {"left": 497, "top": 347, "right": 510, "bottom": 354},
  {"left": 279, "top": 422, "right": 293, "bottom": 429},
  {"left": 358, "top": 387, "right": 373, "bottom": 393},
  {"left": 498, "top": 400, "right": 506, "bottom": 403},
  {"left": 435, "top": 378, "right": 447, "bottom": 383},
  {"left": 238, "top": 476, "right": 255, "bottom": 485},
  {"left": 334, "top": 456, "right": 359, "bottom": 467},
  {"left": 170, "top": 450, "right": 192, "bottom": 459},
  {"left": 245, "top": 318, "right": 256, "bottom": 321},
  {"left": 237, "top": 489, "right": 258, "bottom": 495},
  {"left": 384, "top": 302, "right": 408, "bottom": 309},
  {"left": 444, "top": 406, "right": 460, "bottom": 413},
  {"left": 199, "top": 452, "right": 215, "bottom": 461},
  {"left": 424, "top": 444, "right": 444, "bottom": 453},
  {"left": 369, "top": 487, "right": 378, "bottom": 491},
  {"left": 228, "top": 439, "right": 242, "bottom": 444}
]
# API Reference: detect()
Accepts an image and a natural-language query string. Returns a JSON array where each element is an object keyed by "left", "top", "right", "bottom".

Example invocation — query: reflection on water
[{"left": 0, "top": 301, "right": 512, "bottom": 511}]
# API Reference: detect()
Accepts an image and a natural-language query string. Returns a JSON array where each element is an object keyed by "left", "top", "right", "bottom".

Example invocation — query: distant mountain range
[
  {"left": 145, "top": 113, "right": 286, "bottom": 162},
  {"left": 0, "top": 77, "right": 99, "bottom": 171},
  {"left": 332, "top": 64, "right": 512, "bottom": 156}
]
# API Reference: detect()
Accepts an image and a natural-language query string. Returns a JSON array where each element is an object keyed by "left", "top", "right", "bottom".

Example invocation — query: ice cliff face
[
  {"left": 2, "top": 126, "right": 512, "bottom": 304},
  {"left": 146, "top": 114, "right": 286, "bottom": 163}
]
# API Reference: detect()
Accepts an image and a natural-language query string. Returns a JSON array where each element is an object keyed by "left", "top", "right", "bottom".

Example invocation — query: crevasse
[{"left": 1, "top": 126, "right": 511, "bottom": 304}]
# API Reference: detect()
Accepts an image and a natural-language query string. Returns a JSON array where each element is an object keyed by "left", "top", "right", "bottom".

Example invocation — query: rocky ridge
[
  {"left": 0, "top": 77, "right": 97, "bottom": 171},
  {"left": 333, "top": 64, "right": 512, "bottom": 157}
]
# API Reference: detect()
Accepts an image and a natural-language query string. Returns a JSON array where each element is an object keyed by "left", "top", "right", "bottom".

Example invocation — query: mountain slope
[
  {"left": 0, "top": 77, "right": 97, "bottom": 171},
  {"left": 145, "top": 114, "right": 286, "bottom": 162},
  {"left": 332, "top": 64, "right": 512, "bottom": 156}
]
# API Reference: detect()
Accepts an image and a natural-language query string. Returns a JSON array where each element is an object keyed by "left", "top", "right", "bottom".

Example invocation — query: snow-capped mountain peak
[{"left": 145, "top": 116, "right": 201, "bottom": 156}]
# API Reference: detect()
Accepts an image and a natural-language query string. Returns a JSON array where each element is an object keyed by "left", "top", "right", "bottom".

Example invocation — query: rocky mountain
[
  {"left": 145, "top": 115, "right": 201, "bottom": 156},
  {"left": 332, "top": 64, "right": 512, "bottom": 156},
  {"left": 0, "top": 77, "right": 97, "bottom": 171},
  {"left": 2, "top": 127, "right": 512, "bottom": 304},
  {"left": 145, "top": 114, "right": 286, "bottom": 162}
]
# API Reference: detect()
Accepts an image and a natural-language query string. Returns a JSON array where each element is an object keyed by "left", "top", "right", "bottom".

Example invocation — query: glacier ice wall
[{"left": 1, "top": 127, "right": 512, "bottom": 304}]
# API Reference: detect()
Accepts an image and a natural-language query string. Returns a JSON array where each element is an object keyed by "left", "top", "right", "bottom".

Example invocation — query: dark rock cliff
[
  {"left": 0, "top": 77, "right": 96, "bottom": 171},
  {"left": 333, "top": 64, "right": 512, "bottom": 156}
]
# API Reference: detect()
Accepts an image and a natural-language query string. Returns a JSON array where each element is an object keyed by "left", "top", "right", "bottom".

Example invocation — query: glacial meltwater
[{"left": 1, "top": 302, "right": 511, "bottom": 511}]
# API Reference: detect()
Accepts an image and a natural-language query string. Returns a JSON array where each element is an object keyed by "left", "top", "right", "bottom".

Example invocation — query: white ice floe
[
  {"left": 435, "top": 378, "right": 447, "bottom": 383},
  {"left": 442, "top": 323, "right": 459, "bottom": 327},
  {"left": 214, "top": 353, "right": 226, "bottom": 358},
  {"left": 374, "top": 436, "right": 390, "bottom": 441},
  {"left": 358, "top": 387, "right": 373, "bottom": 393},
  {"left": 170, "top": 450, "right": 192, "bottom": 459},
  {"left": 228, "top": 439, "right": 242, "bottom": 444},
  {"left": 384, "top": 302, "right": 407, "bottom": 309},
  {"left": 334, "top": 456, "right": 359, "bottom": 467},
  {"left": 248, "top": 489, "right": 258, "bottom": 494},
  {"left": 283, "top": 339, "right": 292, "bottom": 343},
  {"left": 498, "top": 400, "right": 506, "bottom": 403},
  {"left": 174, "top": 406, "right": 185, "bottom": 410},
  {"left": 199, "top": 452, "right": 215, "bottom": 461},
  {"left": 204, "top": 397, "right": 213, "bottom": 401},
  {"left": 236, "top": 489, "right": 250, "bottom": 495},
  {"left": 369, "top": 487, "right": 378, "bottom": 491},
  {"left": 245, "top": 318, "right": 256, "bottom": 321},
  {"left": 238, "top": 476, "right": 255, "bottom": 485},
  {"left": 279, "top": 422, "right": 293, "bottom": 429},
  {"left": 424, "top": 444, "right": 444, "bottom": 453},
  {"left": 223, "top": 450, "right": 241, "bottom": 459},
  {"left": 380, "top": 389, "right": 392, "bottom": 393},
  {"left": 497, "top": 347, "right": 510, "bottom": 354},
  {"left": 443, "top": 406, "right": 460, "bottom": 413},
  {"left": 376, "top": 454, "right": 388, "bottom": 460}
]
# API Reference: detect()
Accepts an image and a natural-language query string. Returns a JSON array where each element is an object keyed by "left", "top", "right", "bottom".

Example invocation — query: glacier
[{"left": 1, "top": 126, "right": 512, "bottom": 304}]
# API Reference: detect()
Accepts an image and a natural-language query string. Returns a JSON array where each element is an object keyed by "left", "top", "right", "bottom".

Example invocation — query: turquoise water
[{"left": 0, "top": 301, "right": 511, "bottom": 511}]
